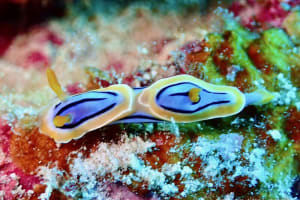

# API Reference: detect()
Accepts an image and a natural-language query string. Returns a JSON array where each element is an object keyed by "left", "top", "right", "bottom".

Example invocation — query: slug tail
[{"left": 245, "top": 89, "right": 275, "bottom": 106}]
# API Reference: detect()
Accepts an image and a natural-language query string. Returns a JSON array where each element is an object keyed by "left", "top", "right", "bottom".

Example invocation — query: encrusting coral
[{"left": 0, "top": 1, "right": 299, "bottom": 199}]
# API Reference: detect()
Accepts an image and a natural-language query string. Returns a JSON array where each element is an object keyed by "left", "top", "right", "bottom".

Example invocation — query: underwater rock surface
[{"left": 0, "top": 0, "right": 299, "bottom": 199}]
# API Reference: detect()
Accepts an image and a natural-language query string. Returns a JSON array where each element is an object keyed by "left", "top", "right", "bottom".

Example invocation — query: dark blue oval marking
[
  {"left": 54, "top": 91, "right": 119, "bottom": 114},
  {"left": 56, "top": 98, "right": 106, "bottom": 116},
  {"left": 115, "top": 114, "right": 163, "bottom": 124},
  {"left": 121, "top": 115, "right": 161, "bottom": 121},
  {"left": 159, "top": 100, "right": 230, "bottom": 113}
]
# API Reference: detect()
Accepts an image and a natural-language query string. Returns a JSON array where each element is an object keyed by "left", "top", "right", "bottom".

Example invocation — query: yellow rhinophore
[
  {"left": 53, "top": 115, "right": 72, "bottom": 127},
  {"left": 188, "top": 88, "right": 202, "bottom": 103},
  {"left": 46, "top": 68, "right": 67, "bottom": 101}
]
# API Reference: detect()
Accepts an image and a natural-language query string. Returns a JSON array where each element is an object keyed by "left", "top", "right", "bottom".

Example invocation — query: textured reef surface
[{"left": 0, "top": 0, "right": 299, "bottom": 199}]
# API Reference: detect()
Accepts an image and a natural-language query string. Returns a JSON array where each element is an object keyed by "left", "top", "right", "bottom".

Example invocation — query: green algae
[
  {"left": 285, "top": 9, "right": 300, "bottom": 45},
  {"left": 200, "top": 57, "right": 226, "bottom": 84},
  {"left": 260, "top": 28, "right": 295, "bottom": 73},
  {"left": 227, "top": 31, "right": 261, "bottom": 86},
  {"left": 202, "top": 12, "right": 263, "bottom": 89},
  {"left": 200, "top": 9, "right": 300, "bottom": 96},
  {"left": 163, "top": 16, "right": 298, "bottom": 197},
  {"left": 262, "top": 141, "right": 297, "bottom": 199},
  {"left": 205, "top": 33, "right": 223, "bottom": 49},
  {"left": 85, "top": 66, "right": 111, "bottom": 82}
]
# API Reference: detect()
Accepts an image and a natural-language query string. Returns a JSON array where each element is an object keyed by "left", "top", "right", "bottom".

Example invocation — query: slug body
[
  {"left": 136, "top": 75, "right": 246, "bottom": 122},
  {"left": 40, "top": 69, "right": 274, "bottom": 143},
  {"left": 40, "top": 84, "right": 135, "bottom": 143}
]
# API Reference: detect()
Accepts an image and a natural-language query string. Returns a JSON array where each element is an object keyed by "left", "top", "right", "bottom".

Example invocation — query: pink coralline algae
[
  {"left": 229, "top": 0, "right": 299, "bottom": 30},
  {"left": 2, "top": 26, "right": 64, "bottom": 70},
  {"left": 26, "top": 51, "right": 50, "bottom": 69},
  {"left": 66, "top": 82, "right": 85, "bottom": 95},
  {"left": 106, "top": 60, "right": 125, "bottom": 74},
  {"left": 0, "top": 119, "right": 40, "bottom": 199}
]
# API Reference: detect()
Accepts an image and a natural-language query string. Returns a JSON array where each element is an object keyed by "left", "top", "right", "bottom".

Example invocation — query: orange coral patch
[
  {"left": 291, "top": 66, "right": 300, "bottom": 87},
  {"left": 124, "top": 178, "right": 150, "bottom": 197},
  {"left": 255, "top": 124, "right": 276, "bottom": 148},
  {"left": 188, "top": 156, "right": 203, "bottom": 179},
  {"left": 234, "top": 69, "right": 251, "bottom": 92},
  {"left": 142, "top": 131, "right": 178, "bottom": 169},
  {"left": 25, "top": 184, "right": 47, "bottom": 200},
  {"left": 285, "top": 107, "right": 300, "bottom": 143},
  {"left": 220, "top": 176, "right": 257, "bottom": 197},
  {"left": 248, "top": 41, "right": 272, "bottom": 74},
  {"left": 183, "top": 40, "right": 211, "bottom": 65},
  {"left": 213, "top": 41, "right": 234, "bottom": 76},
  {"left": 26, "top": 184, "right": 69, "bottom": 200},
  {"left": 10, "top": 126, "right": 123, "bottom": 174},
  {"left": 173, "top": 174, "right": 185, "bottom": 193},
  {"left": 10, "top": 128, "right": 63, "bottom": 173},
  {"left": 86, "top": 77, "right": 111, "bottom": 90}
]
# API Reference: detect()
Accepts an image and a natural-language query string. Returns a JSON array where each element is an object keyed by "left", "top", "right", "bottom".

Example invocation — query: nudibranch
[
  {"left": 40, "top": 68, "right": 136, "bottom": 143},
  {"left": 40, "top": 69, "right": 274, "bottom": 143}
]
